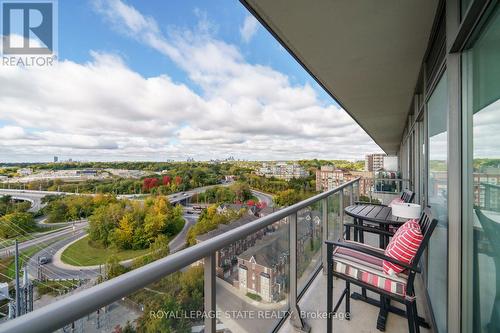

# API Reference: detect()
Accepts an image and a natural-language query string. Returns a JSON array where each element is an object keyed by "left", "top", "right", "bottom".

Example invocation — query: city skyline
[{"left": 0, "top": 0, "right": 383, "bottom": 163}]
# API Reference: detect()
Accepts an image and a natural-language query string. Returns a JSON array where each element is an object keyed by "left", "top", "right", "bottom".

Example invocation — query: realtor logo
[
  {"left": 2, "top": 0, "right": 56, "bottom": 55},
  {"left": 1, "top": 0, "right": 57, "bottom": 66}
]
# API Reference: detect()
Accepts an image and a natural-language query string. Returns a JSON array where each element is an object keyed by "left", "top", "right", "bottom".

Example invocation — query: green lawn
[
  {"left": 246, "top": 292, "right": 262, "bottom": 301},
  {"left": 61, "top": 236, "right": 152, "bottom": 266}
]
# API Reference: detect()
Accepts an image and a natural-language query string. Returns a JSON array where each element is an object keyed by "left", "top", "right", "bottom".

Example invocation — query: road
[
  {"left": 0, "top": 182, "right": 231, "bottom": 207},
  {"left": 27, "top": 230, "right": 100, "bottom": 281},
  {"left": 0, "top": 221, "right": 88, "bottom": 258},
  {"left": 166, "top": 182, "right": 232, "bottom": 204},
  {"left": 168, "top": 213, "right": 199, "bottom": 253},
  {"left": 251, "top": 189, "right": 274, "bottom": 207},
  {"left": 0, "top": 189, "right": 46, "bottom": 212}
]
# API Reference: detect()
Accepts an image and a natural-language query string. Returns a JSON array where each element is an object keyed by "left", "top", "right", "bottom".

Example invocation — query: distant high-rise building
[
  {"left": 364, "top": 154, "right": 386, "bottom": 172},
  {"left": 257, "top": 162, "right": 308, "bottom": 180},
  {"left": 53, "top": 156, "right": 58, "bottom": 163}
]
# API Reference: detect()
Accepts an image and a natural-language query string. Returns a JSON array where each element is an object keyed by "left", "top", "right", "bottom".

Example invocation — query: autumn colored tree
[
  {"left": 174, "top": 176, "right": 182, "bottom": 186},
  {"left": 162, "top": 175, "right": 171, "bottom": 186},
  {"left": 274, "top": 189, "right": 307, "bottom": 207},
  {"left": 256, "top": 202, "right": 267, "bottom": 209},
  {"left": 0, "top": 212, "right": 35, "bottom": 238},
  {"left": 142, "top": 178, "right": 159, "bottom": 191},
  {"left": 112, "top": 213, "right": 135, "bottom": 249}
]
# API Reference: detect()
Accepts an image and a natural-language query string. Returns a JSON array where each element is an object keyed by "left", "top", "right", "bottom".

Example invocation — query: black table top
[{"left": 344, "top": 204, "right": 409, "bottom": 225}]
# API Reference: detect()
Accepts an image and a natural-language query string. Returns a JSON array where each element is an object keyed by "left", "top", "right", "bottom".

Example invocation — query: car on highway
[{"left": 38, "top": 256, "right": 51, "bottom": 265}]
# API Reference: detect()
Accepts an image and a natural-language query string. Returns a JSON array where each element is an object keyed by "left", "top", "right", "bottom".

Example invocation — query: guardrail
[
  {"left": 372, "top": 178, "right": 410, "bottom": 194},
  {"left": 479, "top": 182, "right": 500, "bottom": 212},
  {"left": 0, "top": 178, "right": 360, "bottom": 333}
]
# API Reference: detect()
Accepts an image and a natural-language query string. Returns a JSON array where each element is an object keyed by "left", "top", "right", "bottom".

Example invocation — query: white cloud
[
  {"left": 0, "top": 126, "right": 27, "bottom": 140},
  {"left": 0, "top": 1, "right": 383, "bottom": 162},
  {"left": 240, "top": 15, "right": 259, "bottom": 43}
]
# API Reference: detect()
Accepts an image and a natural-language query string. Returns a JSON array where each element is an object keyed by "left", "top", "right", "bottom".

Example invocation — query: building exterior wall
[
  {"left": 364, "top": 154, "right": 386, "bottom": 172},
  {"left": 237, "top": 258, "right": 275, "bottom": 303},
  {"left": 257, "top": 162, "right": 308, "bottom": 180},
  {"left": 315, "top": 167, "right": 373, "bottom": 195},
  {"left": 396, "top": 3, "right": 500, "bottom": 331}
]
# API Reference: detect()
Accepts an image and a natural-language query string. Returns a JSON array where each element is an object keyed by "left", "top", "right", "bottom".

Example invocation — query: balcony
[{"left": 0, "top": 178, "right": 433, "bottom": 333}]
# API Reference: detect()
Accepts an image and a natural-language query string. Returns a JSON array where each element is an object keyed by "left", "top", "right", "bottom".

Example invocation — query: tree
[
  {"left": 274, "top": 189, "right": 305, "bottom": 207},
  {"left": 88, "top": 202, "right": 124, "bottom": 247},
  {"left": 186, "top": 205, "right": 242, "bottom": 245},
  {"left": 46, "top": 200, "right": 69, "bottom": 223},
  {"left": 162, "top": 175, "right": 171, "bottom": 186},
  {"left": 164, "top": 204, "right": 185, "bottom": 236},
  {"left": 144, "top": 211, "right": 167, "bottom": 240},
  {"left": 142, "top": 178, "right": 159, "bottom": 192},
  {"left": 132, "top": 234, "right": 170, "bottom": 268},
  {"left": 112, "top": 214, "right": 135, "bottom": 249},
  {"left": 105, "top": 255, "right": 128, "bottom": 279},
  {"left": 0, "top": 212, "right": 35, "bottom": 238}
]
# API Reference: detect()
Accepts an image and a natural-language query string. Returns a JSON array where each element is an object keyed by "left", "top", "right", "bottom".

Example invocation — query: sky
[{"left": 0, "top": 0, "right": 382, "bottom": 163}]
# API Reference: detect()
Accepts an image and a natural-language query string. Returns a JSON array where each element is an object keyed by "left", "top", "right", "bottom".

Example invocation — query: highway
[
  {"left": 26, "top": 230, "right": 99, "bottom": 281},
  {"left": 0, "top": 221, "right": 88, "bottom": 258},
  {"left": 0, "top": 189, "right": 46, "bottom": 212},
  {"left": 0, "top": 182, "right": 230, "bottom": 207}
]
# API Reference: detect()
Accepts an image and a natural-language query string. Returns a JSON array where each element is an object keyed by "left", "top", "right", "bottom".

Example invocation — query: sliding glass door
[
  {"left": 427, "top": 71, "right": 449, "bottom": 333},
  {"left": 463, "top": 5, "right": 500, "bottom": 332}
]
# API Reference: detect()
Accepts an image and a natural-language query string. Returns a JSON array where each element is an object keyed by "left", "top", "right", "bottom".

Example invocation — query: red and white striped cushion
[
  {"left": 388, "top": 198, "right": 404, "bottom": 207},
  {"left": 332, "top": 242, "right": 408, "bottom": 296},
  {"left": 383, "top": 219, "right": 423, "bottom": 276}
]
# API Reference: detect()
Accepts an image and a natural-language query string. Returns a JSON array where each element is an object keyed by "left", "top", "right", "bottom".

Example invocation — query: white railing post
[
  {"left": 289, "top": 212, "right": 311, "bottom": 333},
  {"left": 204, "top": 253, "right": 216, "bottom": 333},
  {"left": 356, "top": 179, "right": 360, "bottom": 202},
  {"left": 350, "top": 184, "right": 354, "bottom": 205},
  {"left": 322, "top": 197, "right": 328, "bottom": 275},
  {"left": 339, "top": 189, "right": 345, "bottom": 241}
]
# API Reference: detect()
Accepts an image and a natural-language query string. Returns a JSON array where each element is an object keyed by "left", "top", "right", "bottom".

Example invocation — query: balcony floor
[{"left": 278, "top": 270, "right": 432, "bottom": 333}]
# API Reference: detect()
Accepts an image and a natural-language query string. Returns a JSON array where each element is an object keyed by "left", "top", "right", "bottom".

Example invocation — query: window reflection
[
  {"left": 427, "top": 72, "right": 448, "bottom": 333},
  {"left": 464, "top": 5, "right": 500, "bottom": 332}
]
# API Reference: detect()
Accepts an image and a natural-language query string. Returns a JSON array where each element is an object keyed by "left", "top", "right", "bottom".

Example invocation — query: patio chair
[{"left": 326, "top": 207, "right": 437, "bottom": 333}]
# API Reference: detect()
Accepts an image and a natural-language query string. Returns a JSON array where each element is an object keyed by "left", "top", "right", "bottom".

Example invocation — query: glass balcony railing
[{"left": 0, "top": 178, "right": 360, "bottom": 333}]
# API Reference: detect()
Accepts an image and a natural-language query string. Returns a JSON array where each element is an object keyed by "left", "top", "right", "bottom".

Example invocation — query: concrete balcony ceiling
[{"left": 241, "top": 0, "right": 439, "bottom": 155}]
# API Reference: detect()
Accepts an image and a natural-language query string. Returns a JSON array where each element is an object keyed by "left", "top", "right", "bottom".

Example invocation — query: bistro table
[
  {"left": 344, "top": 203, "right": 409, "bottom": 248},
  {"left": 343, "top": 203, "right": 429, "bottom": 331}
]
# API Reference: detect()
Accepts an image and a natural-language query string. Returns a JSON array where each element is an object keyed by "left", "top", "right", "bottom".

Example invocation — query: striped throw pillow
[{"left": 383, "top": 219, "right": 423, "bottom": 276}]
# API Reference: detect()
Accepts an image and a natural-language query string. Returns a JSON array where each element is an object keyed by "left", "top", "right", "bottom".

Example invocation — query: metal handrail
[{"left": 0, "top": 178, "right": 360, "bottom": 333}]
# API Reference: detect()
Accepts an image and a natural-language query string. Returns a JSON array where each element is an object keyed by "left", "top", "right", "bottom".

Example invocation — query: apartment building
[
  {"left": 314, "top": 165, "right": 344, "bottom": 191},
  {"left": 364, "top": 153, "right": 386, "bottom": 172},
  {"left": 316, "top": 166, "right": 373, "bottom": 195},
  {"left": 237, "top": 232, "right": 288, "bottom": 303},
  {"left": 257, "top": 162, "right": 308, "bottom": 180}
]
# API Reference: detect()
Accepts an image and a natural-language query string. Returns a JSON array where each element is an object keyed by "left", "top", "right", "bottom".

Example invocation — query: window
[
  {"left": 463, "top": 5, "right": 500, "bottom": 332},
  {"left": 427, "top": 71, "right": 448, "bottom": 333}
]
